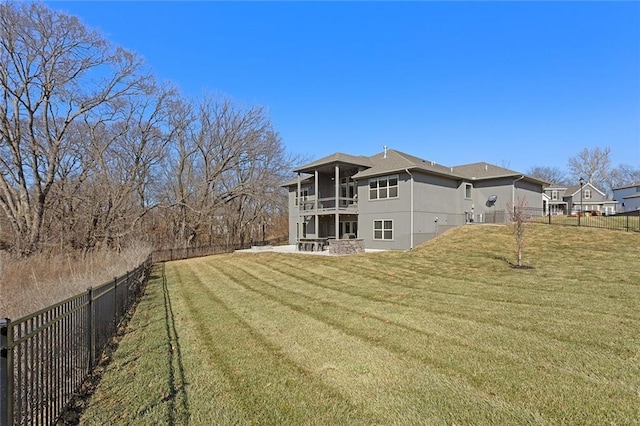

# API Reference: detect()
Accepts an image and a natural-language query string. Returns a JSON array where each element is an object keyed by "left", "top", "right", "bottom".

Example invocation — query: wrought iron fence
[
  {"left": 151, "top": 237, "right": 288, "bottom": 263},
  {"left": 520, "top": 207, "right": 640, "bottom": 232},
  {"left": 1, "top": 237, "right": 290, "bottom": 425},
  {"left": 1, "top": 256, "right": 152, "bottom": 426}
]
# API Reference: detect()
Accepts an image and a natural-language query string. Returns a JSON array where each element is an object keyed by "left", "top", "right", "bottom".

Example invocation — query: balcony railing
[{"left": 298, "top": 197, "right": 358, "bottom": 213}]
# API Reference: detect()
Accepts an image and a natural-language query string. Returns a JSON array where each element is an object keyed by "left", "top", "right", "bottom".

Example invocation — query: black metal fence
[
  {"left": 1, "top": 256, "right": 152, "bottom": 426},
  {"left": 1, "top": 237, "right": 291, "bottom": 425},
  {"left": 151, "top": 237, "right": 288, "bottom": 263},
  {"left": 151, "top": 243, "right": 247, "bottom": 263},
  {"left": 519, "top": 207, "right": 640, "bottom": 232}
]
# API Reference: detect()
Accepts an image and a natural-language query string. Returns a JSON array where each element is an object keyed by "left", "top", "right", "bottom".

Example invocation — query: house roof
[
  {"left": 613, "top": 181, "right": 640, "bottom": 191},
  {"left": 293, "top": 152, "right": 372, "bottom": 173},
  {"left": 288, "top": 149, "right": 546, "bottom": 186},
  {"left": 281, "top": 175, "right": 313, "bottom": 188},
  {"left": 564, "top": 182, "right": 606, "bottom": 197},
  {"left": 352, "top": 149, "right": 463, "bottom": 179},
  {"left": 544, "top": 184, "right": 567, "bottom": 190},
  {"left": 451, "top": 162, "right": 549, "bottom": 185}
]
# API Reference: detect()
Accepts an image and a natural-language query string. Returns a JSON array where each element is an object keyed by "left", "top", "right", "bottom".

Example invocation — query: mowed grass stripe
[
  {"left": 209, "top": 254, "right": 638, "bottom": 422},
  {"left": 81, "top": 225, "right": 640, "bottom": 425},
  {"left": 189, "top": 255, "right": 545, "bottom": 424},
  {"left": 252, "top": 254, "right": 637, "bottom": 360},
  {"left": 168, "top": 259, "right": 370, "bottom": 425},
  {"left": 231, "top": 254, "right": 637, "bottom": 377}
]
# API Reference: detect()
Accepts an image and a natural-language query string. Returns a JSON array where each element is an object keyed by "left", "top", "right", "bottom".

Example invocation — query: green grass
[{"left": 80, "top": 224, "right": 640, "bottom": 425}]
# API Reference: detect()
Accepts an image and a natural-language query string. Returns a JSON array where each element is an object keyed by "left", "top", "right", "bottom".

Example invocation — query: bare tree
[
  {"left": 509, "top": 198, "right": 528, "bottom": 268},
  {"left": 527, "top": 166, "right": 568, "bottom": 186},
  {"left": 158, "top": 95, "right": 294, "bottom": 248},
  {"left": 567, "top": 147, "right": 612, "bottom": 191},
  {"left": 610, "top": 163, "right": 640, "bottom": 189},
  {"left": 0, "top": 2, "right": 148, "bottom": 255}
]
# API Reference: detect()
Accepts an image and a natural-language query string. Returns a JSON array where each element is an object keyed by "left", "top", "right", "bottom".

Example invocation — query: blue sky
[{"left": 51, "top": 1, "right": 639, "bottom": 175}]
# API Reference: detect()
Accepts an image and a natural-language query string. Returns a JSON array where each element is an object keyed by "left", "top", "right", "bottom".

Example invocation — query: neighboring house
[
  {"left": 613, "top": 182, "right": 640, "bottom": 212},
  {"left": 282, "top": 149, "right": 547, "bottom": 250},
  {"left": 543, "top": 184, "right": 569, "bottom": 215},
  {"left": 560, "top": 182, "right": 617, "bottom": 215}
]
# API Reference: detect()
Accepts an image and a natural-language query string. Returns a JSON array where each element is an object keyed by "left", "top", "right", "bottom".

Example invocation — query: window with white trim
[
  {"left": 551, "top": 190, "right": 558, "bottom": 200},
  {"left": 369, "top": 175, "right": 398, "bottom": 200},
  {"left": 373, "top": 220, "right": 393, "bottom": 240},
  {"left": 584, "top": 189, "right": 591, "bottom": 199}
]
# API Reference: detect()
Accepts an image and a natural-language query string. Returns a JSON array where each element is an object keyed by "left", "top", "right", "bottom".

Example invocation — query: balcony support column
[
  {"left": 315, "top": 169, "right": 319, "bottom": 237},
  {"left": 335, "top": 165, "right": 340, "bottom": 239}
]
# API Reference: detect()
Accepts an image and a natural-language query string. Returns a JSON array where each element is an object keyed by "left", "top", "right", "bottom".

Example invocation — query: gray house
[
  {"left": 613, "top": 182, "right": 640, "bottom": 212},
  {"left": 564, "top": 182, "right": 616, "bottom": 215},
  {"left": 543, "top": 184, "right": 569, "bottom": 215},
  {"left": 283, "top": 149, "right": 547, "bottom": 250}
]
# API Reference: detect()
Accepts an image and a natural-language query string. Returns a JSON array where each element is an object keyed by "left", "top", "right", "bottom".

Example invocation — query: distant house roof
[
  {"left": 613, "top": 181, "right": 640, "bottom": 191},
  {"left": 544, "top": 184, "right": 568, "bottom": 190},
  {"left": 564, "top": 182, "right": 606, "bottom": 198}
]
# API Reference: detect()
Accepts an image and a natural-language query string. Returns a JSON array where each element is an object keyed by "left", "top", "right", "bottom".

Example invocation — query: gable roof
[
  {"left": 352, "top": 149, "right": 462, "bottom": 179},
  {"left": 289, "top": 149, "right": 547, "bottom": 187},
  {"left": 564, "top": 182, "right": 606, "bottom": 197},
  {"left": 451, "top": 162, "right": 548, "bottom": 185},
  {"left": 293, "top": 152, "right": 371, "bottom": 173}
]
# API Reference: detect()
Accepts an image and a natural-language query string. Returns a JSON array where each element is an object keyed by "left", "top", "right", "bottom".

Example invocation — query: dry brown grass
[{"left": 0, "top": 242, "right": 152, "bottom": 320}]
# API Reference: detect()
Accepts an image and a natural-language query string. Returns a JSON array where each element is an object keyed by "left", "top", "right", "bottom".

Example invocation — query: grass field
[{"left": 79, "top": 224, "right": 640, "bottom": 425}]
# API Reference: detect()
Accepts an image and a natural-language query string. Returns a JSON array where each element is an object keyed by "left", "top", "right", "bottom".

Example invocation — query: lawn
[{"left": 79, "top": 224, "right": 640, "bottom": 425}]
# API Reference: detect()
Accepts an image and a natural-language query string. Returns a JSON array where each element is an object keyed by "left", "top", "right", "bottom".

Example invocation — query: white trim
[
  {"left": 373, "top": 219, "right": 394, "bottom": 240},
  {"left": 368, "top": 174, "right": 399, "bottom": 201}
]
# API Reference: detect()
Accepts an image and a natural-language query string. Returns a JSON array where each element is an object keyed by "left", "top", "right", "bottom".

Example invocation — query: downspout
[
  {"left": 405, "top": 168, "right": 414, "bottom": 249},
  {"left": 512, "top": 175, "right": 525, "bottom": 209}
]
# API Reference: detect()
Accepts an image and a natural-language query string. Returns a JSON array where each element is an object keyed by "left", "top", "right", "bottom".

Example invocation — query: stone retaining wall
[{"left": 328, "top": 239, "right": 365, "bottom": 255}]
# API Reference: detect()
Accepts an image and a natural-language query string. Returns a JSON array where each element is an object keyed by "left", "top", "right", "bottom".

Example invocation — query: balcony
[{"left": 297, "top": 197, "right": 358, "bottom": 214}]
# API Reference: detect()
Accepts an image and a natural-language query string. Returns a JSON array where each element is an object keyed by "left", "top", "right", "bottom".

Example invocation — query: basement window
[{"left": 373, "top": 220, "right": 393, "bottom": 240}]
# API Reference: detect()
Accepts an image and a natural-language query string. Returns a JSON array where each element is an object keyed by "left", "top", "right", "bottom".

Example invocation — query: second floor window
[
  {"left": 551, "top": 190, "right": 558, "bottom": 200},
  {"left": 584, "top": 189, "right": 591, "bottom": 199},
  {"left": 465, "top": 184, "right": 472, "bottom": 199},
  {"left": 369, "top": 175, "right": 398, "bottom": 200}
]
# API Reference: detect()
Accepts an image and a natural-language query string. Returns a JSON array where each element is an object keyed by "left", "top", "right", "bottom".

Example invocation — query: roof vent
[
  {"left": 383, "top": 145, "right": 387, "bottom": 159},
  {"left": 485, "top": 164, "right": 488, "bottom": 171},
  {"left": 431, "top": 161, "right": 435, "bottom": 166}
]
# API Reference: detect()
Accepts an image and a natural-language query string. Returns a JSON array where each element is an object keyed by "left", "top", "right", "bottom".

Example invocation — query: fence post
[
  {"left": 1, "top": 318, "right": 13, "bottom": 426},
  {"left": 113, "top": 277, "right": 118, "bottom": 332},
  {"left": 627, "top": 215, "right": 629, "bottom": 232},
  {"left": 548, "top": 207, "right": 551, "bottom": 224},
  {"left": 87, "top": 287, "right": 95, "bottom": 370}
]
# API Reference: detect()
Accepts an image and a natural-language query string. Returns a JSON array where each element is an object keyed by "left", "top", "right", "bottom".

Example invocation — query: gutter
[{"left": 405, "top": 168, "right": 414, "bottom": 249}]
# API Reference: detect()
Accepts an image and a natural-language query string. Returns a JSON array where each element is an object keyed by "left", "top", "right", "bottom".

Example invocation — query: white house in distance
[{"left": 613, "top": 182, "right": 640, "bottom": 212}]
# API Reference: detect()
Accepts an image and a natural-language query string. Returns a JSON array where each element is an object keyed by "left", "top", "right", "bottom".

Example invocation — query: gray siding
[{"left": 357, "top": 172, "right": 412, "bottom": 250}]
